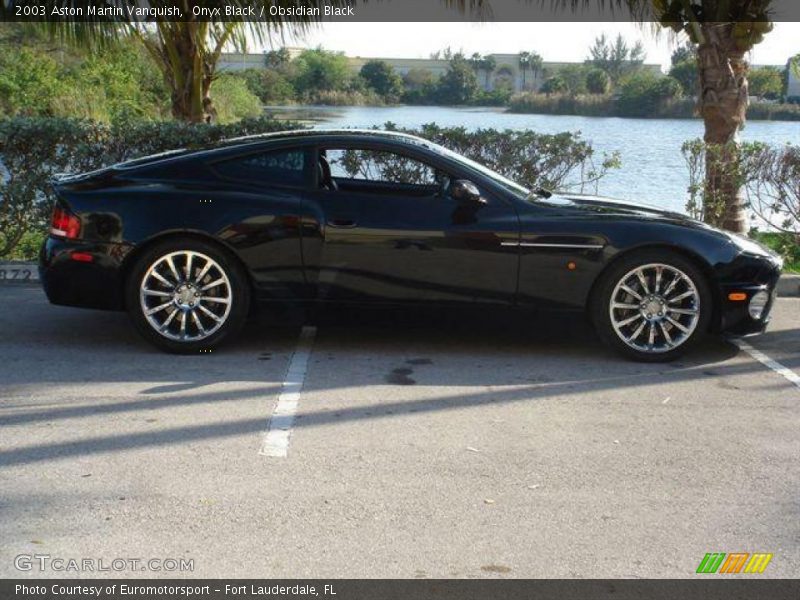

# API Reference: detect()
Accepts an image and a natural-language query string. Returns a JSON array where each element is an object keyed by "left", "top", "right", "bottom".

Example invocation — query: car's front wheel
[
  {"left": 125, "top": 238, "right": 250, "bottom": 353},
  {"left": 591, "top": 250, "right": 712, "bottom": 362}
]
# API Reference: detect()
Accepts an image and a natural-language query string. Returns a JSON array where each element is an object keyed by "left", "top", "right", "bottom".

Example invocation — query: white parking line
[
  {"left": 259, "top": 325, "right": 317, "bottom": 458},
  {"left": 733, "top": 339, "right": 800, "bottom": 390}
]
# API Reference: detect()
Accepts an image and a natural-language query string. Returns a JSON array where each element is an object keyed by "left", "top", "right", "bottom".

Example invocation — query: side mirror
[{"left": 450, "top": 179, "right": 485, "bottom": 204}]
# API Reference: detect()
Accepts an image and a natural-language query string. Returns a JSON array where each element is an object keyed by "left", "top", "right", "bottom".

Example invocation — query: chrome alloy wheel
[
  {"left": 608, "top": 263, "right": 701, "bottom": 354},
  {"left": 139, "top": 251, "right": 232, "bottom": 342}
]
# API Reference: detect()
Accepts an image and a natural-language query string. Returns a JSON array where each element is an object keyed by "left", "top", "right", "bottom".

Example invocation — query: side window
[
  {"left": 214, "top": 149, "right": 307, "bottom": 186},
  {"left": 325, "top": 148, "right": 439, "bottom": 186}
]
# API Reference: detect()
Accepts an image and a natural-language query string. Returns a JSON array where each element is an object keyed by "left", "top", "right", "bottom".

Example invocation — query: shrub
[
  {"left": 748, "top": 66, "right": 784, "bottom": 101},
  {"left": 509, "top": 90, "right": 799, "bottom": 121},
  {"left": 0, "top": 116, "right": 304, "bottom": 258},
  {"left": 0, "top": 229, "right": 46, "bottom": 261},
  {"left": 747, "top": 102, "right": 800, "bottom": 121},
  {"left": 211, "top": 73, "right": 264, "bottom": 124},
  {"left": 238, "top": 68, "right": 296, "bottom": 105},
  {"left": 750, "top": 231, "right": 800, "bottom": 272},
  {"left": 557, "top": 65, "right": 591, "bottom": 96},
  {"left": 291, "top": 48, "right": 352, "bottom": 96},
  {"left": 616, "top": 72, "right": 683, "bottom": 118},
  {"left": 0, "top": 37, "right": 168, "bottom": 122},
  {"left": 669, "top": 59, "right": 698, "bottom": 97},
  {"left": 59, "top": 44, "right": 169, "bottom": 122},
  {"left": 403, "top": 68, "right": 435, "bottom": 91},
  {"left": 682, "top": 139, "right": 759, "bottom": 227},
  {"left": 472, "top": 88, "right": 512, "bottom": 106},
  {"left": 400, "top": 86, "right": 437, "bottom": 105},
  {"left": 0, "top": 117, "right": 106, "bottom": 257},
  {"left": 683, "top": 139, "right": 799, "bottom": 253},
  {"left": 435, "top": 55, "right": 480, "bottom": 105},
  {"left": 745, "top": 144, "right": 800, "bottom": 235},
  {"left": 540, "top": 76, "right": 568, "bottom": 95},
  {"left": 586, "top": 68, "right": 611, "bottom": 95},
  {"left": 359, "top": 60, "right": 403, "bottom": 102},
  {"left": 0, "top": 47, "right": 61, "bottom": 116},
  {"left": 508, "top": 92, "right": 615, "bottom": 117},
  {"left": 512, "top": 69, "right": 695, "bottom": 116},
  {"left": 305, "top": 89, "right": 384, "bottom": 106}
]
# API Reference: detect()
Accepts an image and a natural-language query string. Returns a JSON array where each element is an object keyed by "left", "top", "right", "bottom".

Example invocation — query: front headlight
[{"left": 748, "top": 291, "right": 771, "bottom": 320}]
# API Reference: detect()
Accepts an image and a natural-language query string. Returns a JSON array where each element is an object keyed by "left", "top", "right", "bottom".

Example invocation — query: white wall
[{"left": 788, "top": 66, "right": 800, "bottom": 98}]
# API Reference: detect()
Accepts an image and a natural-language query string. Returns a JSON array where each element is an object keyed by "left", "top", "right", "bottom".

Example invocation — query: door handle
[{"left": 327, "top": 219, "right": 357, "bottom": 229}]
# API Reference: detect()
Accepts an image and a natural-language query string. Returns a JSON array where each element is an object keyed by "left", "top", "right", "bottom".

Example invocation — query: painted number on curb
[{"left": 0, "top": 267, "right": 35, "bottom": 281}]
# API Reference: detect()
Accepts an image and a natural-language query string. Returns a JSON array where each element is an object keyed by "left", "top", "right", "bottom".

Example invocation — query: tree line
[{"left": 239, "top": 37, "right": 799, "bottom": 116}]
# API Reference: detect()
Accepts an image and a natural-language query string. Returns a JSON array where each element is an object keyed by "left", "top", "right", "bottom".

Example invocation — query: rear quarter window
[{"left": 213, "top": 149, "right": 307, "bottom": 187}]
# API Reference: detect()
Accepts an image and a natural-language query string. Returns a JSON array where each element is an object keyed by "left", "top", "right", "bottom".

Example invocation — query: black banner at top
[{"left": 2, "top": 0, "right": 800, "bottom": 22}]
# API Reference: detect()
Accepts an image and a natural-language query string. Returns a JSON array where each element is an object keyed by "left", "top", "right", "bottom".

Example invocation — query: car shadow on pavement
[
  {"left": 6, "top": 297, "right": 791, "bottom": 469},
  {"left": 5, "top": 287, "right": 799, "bottom": 467}
]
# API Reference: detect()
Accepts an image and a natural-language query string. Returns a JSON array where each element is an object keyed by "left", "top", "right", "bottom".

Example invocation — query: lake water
[{"left": 266, "top": 105, "right": 800, "bottom": 214}]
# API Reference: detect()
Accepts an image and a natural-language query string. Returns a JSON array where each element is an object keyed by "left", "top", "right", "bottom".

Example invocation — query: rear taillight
[{"left": 50, "top": 205, "right": 81, "bottom": 239}]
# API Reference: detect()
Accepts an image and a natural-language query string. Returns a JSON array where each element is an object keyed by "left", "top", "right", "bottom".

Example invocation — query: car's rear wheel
[
  {"left": 125, "top": 238, "right": 250, "bottom": 353},
  {"left": 591, "top": 250, "right": 712, "bottom": 362}
]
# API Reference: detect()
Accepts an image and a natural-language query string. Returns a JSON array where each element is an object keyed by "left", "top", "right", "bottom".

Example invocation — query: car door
[
  {"left": 207, "top": 145, "right": 312, "bottom": 300},
  {"left": 300, "top": 143, "right": 519, "bottom": 304}
]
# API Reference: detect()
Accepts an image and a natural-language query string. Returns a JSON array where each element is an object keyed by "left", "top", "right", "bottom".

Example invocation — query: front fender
[{"left": 516, "top": 216, "right": 738, "bottom": 309}]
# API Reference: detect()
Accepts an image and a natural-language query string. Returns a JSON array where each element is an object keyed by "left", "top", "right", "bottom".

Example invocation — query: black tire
[
  {"left": 125, "top": 237, "right": 250, "bottom": 354},
  {"left": 590, "top": 249, "right": 713, "bottom": 362}
]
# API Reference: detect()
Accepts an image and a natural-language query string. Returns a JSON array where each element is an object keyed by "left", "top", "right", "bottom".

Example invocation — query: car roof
[
  {"left": 113, "top": 128, "right": 436, "bottom": 171},
  {"left": 216, "top": 128, "right": 430, "bottom": 148}
]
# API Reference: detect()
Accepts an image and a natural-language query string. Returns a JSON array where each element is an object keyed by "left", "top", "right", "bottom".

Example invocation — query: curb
[
  {"left": 0, "top": 261, "right": 39, "bottom": 285},
  {"left": 777, "top": 274, "right": 800, "bottom": 298}
]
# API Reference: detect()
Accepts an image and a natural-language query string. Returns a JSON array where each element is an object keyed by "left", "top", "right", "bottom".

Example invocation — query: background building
[{"left": 219, "top": 49, "right": 664, "bottom": 93}]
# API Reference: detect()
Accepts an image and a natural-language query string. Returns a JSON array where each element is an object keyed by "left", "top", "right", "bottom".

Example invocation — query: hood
[{"left": 541, "top": 192, "right": 695, "bottom": 223}]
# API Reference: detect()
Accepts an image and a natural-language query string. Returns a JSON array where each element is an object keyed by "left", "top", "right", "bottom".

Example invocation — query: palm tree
[
  {"left": 550, "top": 0, "right": 777, "bottom": 233},
  {"left": 469, "top": 53, "right": 497, "bottom": 90},
  {"left": 528, "top": 52, "right": 544, "bottom": 90},
  {"left": 482, "top": 55, "right": 497, "bottom": 89},
  {"left": 265, "top": 47, "right": 291, "bottom": 70},
  {"left": 518, "top": 51, "right": 531, "bottom": 90},
  {"left": 469, "top": 52, "right": 483, "bottom": 72}
]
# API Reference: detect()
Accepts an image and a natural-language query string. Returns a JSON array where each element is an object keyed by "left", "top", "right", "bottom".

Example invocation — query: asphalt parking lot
[{"left": 0, "top": 284, "right": 798, "bottom": 578}]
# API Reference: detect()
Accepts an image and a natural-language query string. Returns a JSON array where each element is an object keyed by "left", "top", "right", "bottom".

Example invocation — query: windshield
[{"left": 419, "top": 139, "right": 531, "bottom": 198}]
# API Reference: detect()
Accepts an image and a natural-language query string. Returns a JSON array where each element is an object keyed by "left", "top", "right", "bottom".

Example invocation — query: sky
[{"left": 262, "top": 22, "right": 800, "bottom": 70}]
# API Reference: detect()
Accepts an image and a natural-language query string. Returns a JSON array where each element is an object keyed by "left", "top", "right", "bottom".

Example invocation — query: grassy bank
[{"left": 508, "top": 93, "right": 800, "bottom": 121}]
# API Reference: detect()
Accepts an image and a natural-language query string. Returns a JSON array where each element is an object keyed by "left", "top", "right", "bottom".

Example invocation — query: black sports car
[{"left": 40, "top": 129, "right": 783, "bottom": 361}]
